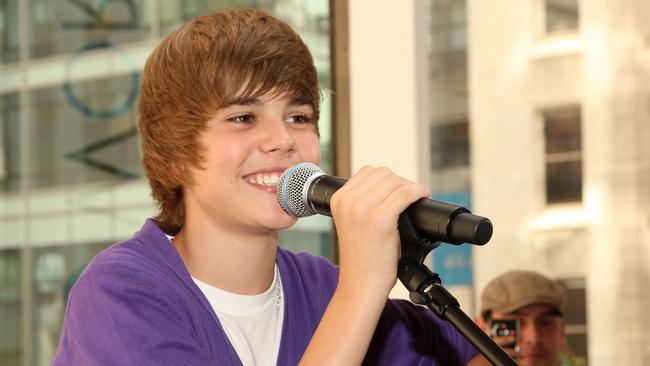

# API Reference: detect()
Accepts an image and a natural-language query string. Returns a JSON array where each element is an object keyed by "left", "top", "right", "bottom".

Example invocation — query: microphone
[{"left": 277, "top": 162, "right": 493, "bottom": 245}]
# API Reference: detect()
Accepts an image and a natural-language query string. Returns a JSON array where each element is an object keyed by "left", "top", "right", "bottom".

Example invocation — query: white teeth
[{"left": 247, "top": 173, "right": 281, "bottom": 186}]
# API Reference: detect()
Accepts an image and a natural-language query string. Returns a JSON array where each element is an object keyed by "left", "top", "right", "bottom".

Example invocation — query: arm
[{"left": 299, "top": 166, "right": 431, "bottom": 365}]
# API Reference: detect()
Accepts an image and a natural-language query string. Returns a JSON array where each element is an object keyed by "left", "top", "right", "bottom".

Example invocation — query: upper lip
[
  {"left": 518, "top": 352, "right": 544, "bottom": 359},
  {"left": 243, "top": 167, "right": 290, "bottom": 177},
  {"left": 242, "top": 167, "right": 291, "bottom": 186}
]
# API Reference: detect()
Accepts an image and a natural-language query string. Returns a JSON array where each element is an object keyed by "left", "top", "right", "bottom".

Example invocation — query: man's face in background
[{"left": 490, "top": 304, "right": 565, "bottom": 366}]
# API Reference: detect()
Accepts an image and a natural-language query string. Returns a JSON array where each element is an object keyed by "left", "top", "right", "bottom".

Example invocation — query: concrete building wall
[{"left": 469, "top": 0, "right": 650, "bottom": 364}]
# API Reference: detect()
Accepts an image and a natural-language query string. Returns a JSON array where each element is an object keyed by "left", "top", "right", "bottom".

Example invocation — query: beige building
[{"left": 470, "top": 1, "right": 650, "bottom": 365}]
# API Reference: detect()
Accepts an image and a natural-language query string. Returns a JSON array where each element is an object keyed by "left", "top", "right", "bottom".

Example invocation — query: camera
[{"left": 488, "top": 319, "right": 520, "bottom": 352}]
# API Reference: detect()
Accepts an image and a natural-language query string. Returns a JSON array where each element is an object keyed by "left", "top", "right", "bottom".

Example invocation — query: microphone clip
[
  {"left": 397, "top": 213, "right": 460, "bottom": 316},
  {"left": 397, "top": 212, "right": 440, "bottom": 265}
]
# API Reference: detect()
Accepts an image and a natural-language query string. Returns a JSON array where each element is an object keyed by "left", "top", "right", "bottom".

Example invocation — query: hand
[
  {"left": 491, "top": 335, "right": 519, "bottom": 360},
  {"left": 298, "top": 167, "right": 430, "bottom": 365},
  {"left": 330, "top": 166, "right": 431, "bottom": 296}
]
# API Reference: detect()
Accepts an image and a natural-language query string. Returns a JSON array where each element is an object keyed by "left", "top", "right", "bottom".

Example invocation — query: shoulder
[
  {"left": 74, "top": 219, "right": 185, "bottom": 292},
  {"left": 66, "top": 219, "right": 196, "bottom": 326},
  {"left": 66, "top": 221, "right": 191, "bottom": 323},
  {"left": 66, "top": 217, "right": 197, "bottom": 323},
  {"left": 54, "top": 220, "right": 214, "bottom": 364},
  {"left": 72, "top": 240, "right": 168, "bottom": 301}
]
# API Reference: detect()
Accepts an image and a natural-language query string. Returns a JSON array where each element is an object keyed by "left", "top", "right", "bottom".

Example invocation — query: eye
[
  {"left": 228, "top": 114, "right": 256, "bottom": 124},
  {"left": 537, "top": 317, "right": 559, "bottom": 331},
  {"left": 285, "top": 113, "right": 313, "bottom": 125}
]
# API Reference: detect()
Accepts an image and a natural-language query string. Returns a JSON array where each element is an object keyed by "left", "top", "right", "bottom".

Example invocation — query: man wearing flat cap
[{"left": 476, "top": 270, "right": 567, "bottom": 366}]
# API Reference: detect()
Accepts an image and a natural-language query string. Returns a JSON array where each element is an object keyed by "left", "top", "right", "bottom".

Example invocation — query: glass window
[
  {"left": 28, "top": 0, "right": 151, "bottom": 60},
  {"left": 427, "top": 1, "right": 474, "bottom": 288},
  {"left": 0, "top": 0, "right": 20, "bottom": 63},
  {"left": 428, "top": 0, "right": 471, "bottom": 196},
  {"left": 545, "top": 0, "right": 579, "bottom": 34},
  {"left": 558, "top": 278, "right": 588, "bottom": 365},
  {"left": 1, "top": 93, "right": 21, "bottom": 192},
  {"left": 28, "top": 74, "right": 142, "bottom": 190},
  {"left": 160, "top": 0, "right": 266, "bottom": 33},
  {"left": 543, "top": 106, "right": 582, "bottom": 204},
  {"left": 31, "top": 243, "right": 110, "bottom": 365},
  {"left": 430, "top": 0, "right": 466, "bottom": 53},
  {"left": 0, "top": 249, "right": 22, "bottom": 366},
  {"left": 160, "top": 1, "right": 330, "bottom": 39},
  {"left": 0, "top": 95, "right": 23, "bottom": 366},
  {"left": 430, "top": 120, "right": 470, "bottom": 170}
]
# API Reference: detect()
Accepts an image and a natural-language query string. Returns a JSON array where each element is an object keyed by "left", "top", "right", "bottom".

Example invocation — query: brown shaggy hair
[{"left": 138, "top": 8, "right": 320, "bottom": 235}]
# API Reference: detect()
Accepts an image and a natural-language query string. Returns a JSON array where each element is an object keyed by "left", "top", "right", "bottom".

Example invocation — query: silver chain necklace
[{"left": 274, "top": 265, "right": 283, "bottom": 308}]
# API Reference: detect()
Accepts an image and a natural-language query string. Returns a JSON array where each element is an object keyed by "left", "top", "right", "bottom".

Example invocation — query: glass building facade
[{"left": 0, "top": 1, "right": 332, "bottom": 364}]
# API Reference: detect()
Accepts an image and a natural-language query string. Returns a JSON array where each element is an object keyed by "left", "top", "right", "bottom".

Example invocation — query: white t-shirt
[{"left": 192, "top": 265, "right": 284, "bottom": 366}]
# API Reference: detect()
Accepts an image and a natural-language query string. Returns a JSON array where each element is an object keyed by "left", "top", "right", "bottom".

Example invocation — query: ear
[{"left": 559, "top": 317, "right": 567, "bottom": 347}]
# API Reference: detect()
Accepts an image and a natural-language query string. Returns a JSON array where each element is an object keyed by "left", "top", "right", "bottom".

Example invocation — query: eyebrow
[
  {"left": 289, "top": 97, "right": 312, "bottom": 106},
  {"left": 224, "top": 97, "right": 312, "bottom": 107},
  {"left": 512, "top": 310, "right": 562, "bottom": 317}
]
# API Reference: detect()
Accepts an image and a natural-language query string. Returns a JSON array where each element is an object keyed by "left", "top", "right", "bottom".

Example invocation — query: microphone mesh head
[{"left": 277, "top": 162, "right": 324, "bottom": 218}]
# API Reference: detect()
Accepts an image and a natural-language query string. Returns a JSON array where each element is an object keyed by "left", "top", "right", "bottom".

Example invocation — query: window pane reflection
[
  {"left": 0, "top": 1, "right": 20, "bottom": 64},
  {"left": 31, "top": 243, "right": 110, "bottom": 365},
  {"left": 544, "top": 107, "right": 581, "bottom": 154},
  {"left": 428, "top": 0, "right": 470, "bottom": 196},
  {"left": 0, "top": 249, "right": 22, "bottom": 366},
  {"left": 545, "top": 0, "right": 579, "bottom": 34},
  {"left": 1, "top": 93, "right": 21, "bottom": 192},
  {"left": 546, "top": 160, "right": 582, "bottom": 203},
  {"left": 29, "top": 75, "right": 142, "bottom": 190},
  {"left": 544, "top": 106, "right": 582, "bottom": 203},
  {"left": 28, "top": 0, "right": 150, "bottom": 60},
  {"left": 160, "top": 1, "right": 330, "bottom": 37},
  {"left": 430, "top": 121, "right": 470, "bottom": 170}
]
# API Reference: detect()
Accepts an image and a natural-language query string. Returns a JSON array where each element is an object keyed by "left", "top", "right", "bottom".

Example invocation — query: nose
[
  {"left": 259, "top": 119, "right": 295, "bottom": 153},
  {"left": 520, "top": 322, "right": 541, "bottom": 346}
]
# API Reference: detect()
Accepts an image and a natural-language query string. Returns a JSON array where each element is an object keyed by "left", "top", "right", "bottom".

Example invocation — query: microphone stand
[{"left": 396, "top": 214, "right": 517, "bottom": 366}]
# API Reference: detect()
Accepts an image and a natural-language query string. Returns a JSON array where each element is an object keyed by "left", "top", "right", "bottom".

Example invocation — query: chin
[
  {"left": 278, "top": 215, "right": 299, "bottom": 230},
  {"left": 262, "top": 210, "right": 299, "bottom": 231},
  {"left": 518, "top": 356, "right": 552, "bottom": 366}
]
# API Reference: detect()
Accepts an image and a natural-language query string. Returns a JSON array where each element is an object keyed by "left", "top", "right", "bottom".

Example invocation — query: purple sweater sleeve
[
  {"left": 364, "top": 299, "right": 480, "bottom": 365},
  {"left": 52, "top": 263, "right": 215, "bottom": 366}
]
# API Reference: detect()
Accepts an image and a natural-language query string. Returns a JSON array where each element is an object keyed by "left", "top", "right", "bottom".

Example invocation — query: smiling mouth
[{"left": 244, "top": 172, "right": 282, "bottom": 186}]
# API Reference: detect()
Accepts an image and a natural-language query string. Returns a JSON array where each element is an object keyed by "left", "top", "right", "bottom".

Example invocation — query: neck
[{"left": 173, "top": 215, "right": 279, "bottom": 295}]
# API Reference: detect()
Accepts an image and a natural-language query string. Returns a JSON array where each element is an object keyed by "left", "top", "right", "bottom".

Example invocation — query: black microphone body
[{"left": 278, "top": 163, "right": 493, "bottom": 245}]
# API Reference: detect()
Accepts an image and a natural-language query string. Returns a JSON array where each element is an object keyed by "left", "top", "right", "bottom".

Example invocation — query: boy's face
[{"left": 183, "top": 92, "right": 320, "bottom": 236}]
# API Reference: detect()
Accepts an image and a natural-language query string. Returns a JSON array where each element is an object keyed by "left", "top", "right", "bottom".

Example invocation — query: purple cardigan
[{"left": 53, "top": 219, "right": 478, "bottom": 365}]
